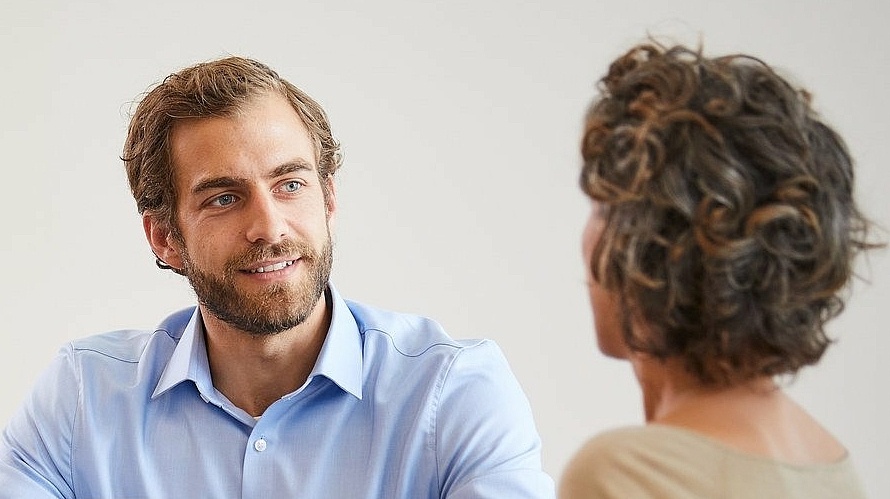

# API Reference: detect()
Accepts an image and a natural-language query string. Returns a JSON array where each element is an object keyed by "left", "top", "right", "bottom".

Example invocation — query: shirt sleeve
[
  {"left": 435, "top": 340, "right": 555, "bottom": 499},
  {"left": 0, "top": 345, "right": 78, "bottom": 499}
]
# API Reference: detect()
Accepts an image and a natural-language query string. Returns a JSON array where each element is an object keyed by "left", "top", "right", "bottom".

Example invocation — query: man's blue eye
[
  {"left": 283, "top": 181, "right": 302, "bottom": 193},
  {"left": 214, "top": 194, "right": 236, "bottom": 206}
]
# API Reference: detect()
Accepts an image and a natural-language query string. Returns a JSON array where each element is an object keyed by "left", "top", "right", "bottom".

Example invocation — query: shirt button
[{"left": 254, "top": 438, "right": 267, "bottom": 452}]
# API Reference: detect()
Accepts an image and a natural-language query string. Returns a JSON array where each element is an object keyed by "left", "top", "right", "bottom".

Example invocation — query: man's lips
[{"left": 242, "top": 259, "right": 298, "bottom": 274}]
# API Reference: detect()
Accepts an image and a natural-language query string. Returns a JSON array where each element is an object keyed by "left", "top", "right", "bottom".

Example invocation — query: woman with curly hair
[{"left": 560, "top": 42, "right": 881, "bottom": 498}]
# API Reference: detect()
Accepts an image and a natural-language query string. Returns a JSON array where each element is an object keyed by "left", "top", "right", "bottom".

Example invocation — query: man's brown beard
[{"left": 181, "top": 236, "right": 333, "bottom": 335}]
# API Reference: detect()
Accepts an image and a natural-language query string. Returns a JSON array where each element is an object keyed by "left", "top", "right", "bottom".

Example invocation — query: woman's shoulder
[
  {"left": 575, "top": 424, "right": 725, "bottom": 457},
  {"left": 560, "top": 425, "right": 722, "bottom": 498},
  {"left": 560, "top": 424, "right": 866, "bottom": 499}
]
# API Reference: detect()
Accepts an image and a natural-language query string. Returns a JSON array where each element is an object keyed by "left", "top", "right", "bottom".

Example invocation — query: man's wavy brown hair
[
  {"left": 123, "top": 56, "right": 342, "bottom": 236},
  {"left": 581, "top": 42, "right": 879, "bottom": 385}
]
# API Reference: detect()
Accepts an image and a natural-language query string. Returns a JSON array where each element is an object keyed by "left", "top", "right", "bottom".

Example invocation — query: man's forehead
[
  {"left": 167, "top": 93, "right": 319, "bottom": 188},
  {"left": 166, "top": 90, "right": 314, "bottom": 146}
]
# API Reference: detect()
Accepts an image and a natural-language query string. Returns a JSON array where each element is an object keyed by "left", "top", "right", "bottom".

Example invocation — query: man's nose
[{"left": 245, "top": 194, "right": 289, "bottom": 244}]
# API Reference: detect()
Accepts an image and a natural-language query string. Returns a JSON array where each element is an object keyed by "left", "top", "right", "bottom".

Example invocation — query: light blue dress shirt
[{"left": 1, "top": 285, "right": 554, "bottom": 498}]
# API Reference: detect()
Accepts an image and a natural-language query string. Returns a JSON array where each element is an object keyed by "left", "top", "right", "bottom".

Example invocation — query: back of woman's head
[{"left": 580, "top": 42, "right": 878, "bottom": 385}]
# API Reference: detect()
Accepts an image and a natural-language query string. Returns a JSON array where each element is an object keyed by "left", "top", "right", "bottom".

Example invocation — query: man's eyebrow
[
  {"left": 190, "top": 161, "right": 315, "bottom": 195},
  {"left": 270, "top": 160, "right": 314, "bottom": 179},
  {"left": 192, "top": 176, "right": 246, "bottom": 195}
]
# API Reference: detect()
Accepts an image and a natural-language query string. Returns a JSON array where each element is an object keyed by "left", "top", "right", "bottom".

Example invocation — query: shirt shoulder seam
[
  {"left": 431, "top": 343, "right": 479, "bottom": 493},
  {"left": 71, "top": 329, "right": 169, "bottom": 364},
  {"left": 359, "top": 327, "right": 469, "bottom": 358},
  {"left": 67, "top": 342, "right": 80, "bottom": 495}
]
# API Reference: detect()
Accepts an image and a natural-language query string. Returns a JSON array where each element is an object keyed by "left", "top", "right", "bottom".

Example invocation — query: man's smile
[{"left": 243, "top": 259, "right": 298, "bottom": 274}]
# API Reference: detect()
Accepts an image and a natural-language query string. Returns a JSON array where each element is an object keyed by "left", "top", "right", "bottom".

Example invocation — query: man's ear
[
  {"left": 324, "top": 175, "right": 337, "bottom": 220},
  {"left": 143, "top": 213, "right": 184, "bottom": 271}
]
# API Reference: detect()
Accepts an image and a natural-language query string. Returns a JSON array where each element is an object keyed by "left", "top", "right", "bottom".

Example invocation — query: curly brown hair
[
  {"left": 580, "top": 42, "right": 879, "bottom": 385},
  {"left": 123, "top": 56, "right": 342, "bottom": 237}
]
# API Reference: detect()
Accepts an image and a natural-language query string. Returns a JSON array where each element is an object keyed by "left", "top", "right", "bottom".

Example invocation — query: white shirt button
[{"left": 254, "top": 438, "right": 267, "bottom": 452}]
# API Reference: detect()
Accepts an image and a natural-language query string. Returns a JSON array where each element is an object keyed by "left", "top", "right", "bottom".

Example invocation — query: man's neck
[{"left": 200, "top": 290, "right": 332, "bottom": 418}]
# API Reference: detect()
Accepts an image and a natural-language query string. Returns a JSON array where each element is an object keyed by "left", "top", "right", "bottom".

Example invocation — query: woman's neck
[
  {"left": 630, "top": 355, "right": 777, "bottom": 422},
  {"left": 629, "top": 354, "right": 846, "bottom": 464}
]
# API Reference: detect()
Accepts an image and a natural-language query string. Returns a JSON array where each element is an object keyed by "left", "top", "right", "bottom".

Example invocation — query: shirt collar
[
  {"left": 311, "top": 284, "right": 363, "bottom": 400},
  {"left": 151, "top": 283, "right": 363, "bottom": 401}
]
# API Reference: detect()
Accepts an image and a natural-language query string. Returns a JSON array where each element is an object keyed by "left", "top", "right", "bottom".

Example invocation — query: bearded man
[{"left": 0, "top": 56, "right": 553, "bottom": 499}]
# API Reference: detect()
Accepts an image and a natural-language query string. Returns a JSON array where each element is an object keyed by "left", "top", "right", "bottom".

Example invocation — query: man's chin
[
  {"left": 206, "top": 307, "right": 307, "bottom": 336},
  {"left": 204, "top": 289, "right": 324, "bottom": 336}
]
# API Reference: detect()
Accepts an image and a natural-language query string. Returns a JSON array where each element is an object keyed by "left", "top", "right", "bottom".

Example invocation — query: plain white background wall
[{"left": 2, "top": 0, "right": 887, "bottom": 496}]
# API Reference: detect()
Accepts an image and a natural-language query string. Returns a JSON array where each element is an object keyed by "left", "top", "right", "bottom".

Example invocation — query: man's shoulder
[
  {"left": 67, "top": 306, "right": 195, "bottom": 364},
  {"left": 344, "top": 299, "right": 488, "bottom": 358}
]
